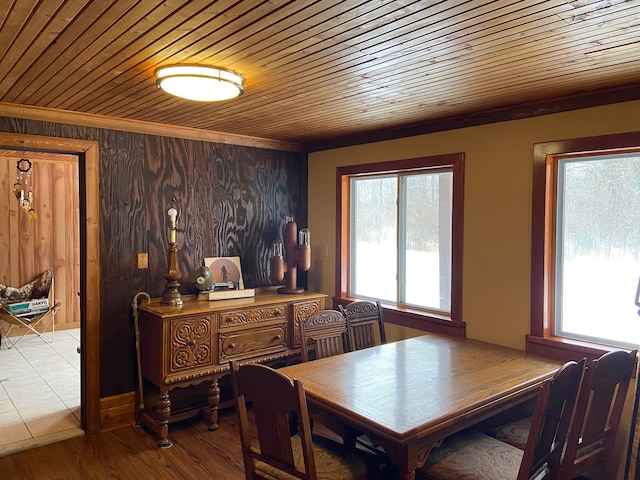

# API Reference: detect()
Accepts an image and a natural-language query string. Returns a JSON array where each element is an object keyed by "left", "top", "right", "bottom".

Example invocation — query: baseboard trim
[{"left": 100, "top": 392, "right": 136, "bottom": 432}]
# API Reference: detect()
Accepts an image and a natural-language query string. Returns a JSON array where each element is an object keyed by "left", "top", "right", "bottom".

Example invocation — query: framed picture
[{"left": 204, "top": 256, "right": 245, "bottom": 290}]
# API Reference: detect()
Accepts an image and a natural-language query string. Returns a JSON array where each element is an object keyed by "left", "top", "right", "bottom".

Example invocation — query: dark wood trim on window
[
  {"left": 333, "top": 296, "right": 466, "bottom": 337},
  {"left": 526, "top": 334, "right": 624, "bottom": 363},
  {"left": 335, "top": 153, "right": 465, "bottom": 334},
  {"left": 529, "top": 131, "right": 640, "bottom": 359}
]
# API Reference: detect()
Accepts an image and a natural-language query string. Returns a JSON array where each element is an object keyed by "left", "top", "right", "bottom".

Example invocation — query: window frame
[
  {"left": 528, "top": 131, "right": 640, "bottom": 361},
  {"left": 334, "top": 153, "right": 465, "bottom": 337}
]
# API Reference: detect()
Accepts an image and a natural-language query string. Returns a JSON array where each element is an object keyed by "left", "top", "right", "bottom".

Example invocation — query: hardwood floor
[
  {"left": 1, "top": 400, "right": 398, "bottom": 480},
  {"left": 0, "top": 407, "right": 246, "bottom": 479}
]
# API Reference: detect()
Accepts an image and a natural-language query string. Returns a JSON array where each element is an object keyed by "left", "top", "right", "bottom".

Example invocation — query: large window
[
  {"left": 336, "top": 154, "right": 464, "bottom": 329},
  {"left": 350, "top": 171, "right": 452, "bottom": 312},
  {"left": 530, "top": 133, "right": 640, "bottom": 355}
]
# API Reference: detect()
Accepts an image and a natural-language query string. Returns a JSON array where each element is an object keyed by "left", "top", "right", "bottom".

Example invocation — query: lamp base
[
  {"left": 161, "top": 282, "right": 183, "bottom": 306},
  {"left": 277, "top": 286, "right": 304, "bottom": 294},
  {"left": 162, "top": 241, "right": 182, "bottom": 306},
  {"left": 161, "top": 296, "right": 183, "bottom": 306}
]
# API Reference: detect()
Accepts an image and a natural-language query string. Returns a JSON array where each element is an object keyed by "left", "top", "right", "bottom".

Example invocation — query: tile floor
[{"left": 0, "top": 328, "right": 83, "bottom": 456}]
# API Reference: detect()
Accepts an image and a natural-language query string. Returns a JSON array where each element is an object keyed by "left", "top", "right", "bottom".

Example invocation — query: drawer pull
[
  {"left": 228, "top": 343, "right": 237, "bottom": 349},
  {"left": 275, "top": 334, "right": 282, "bottom": 340}
]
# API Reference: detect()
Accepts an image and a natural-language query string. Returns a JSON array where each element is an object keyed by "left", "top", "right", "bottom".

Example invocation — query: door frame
[{"left": 0, "top": 133, "right": 100, "bottom": 434}]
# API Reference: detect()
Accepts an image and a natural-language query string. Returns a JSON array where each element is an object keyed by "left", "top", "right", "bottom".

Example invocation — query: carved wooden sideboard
[{"left": 137, "top": 288, "right": 326, "bottom": 447}]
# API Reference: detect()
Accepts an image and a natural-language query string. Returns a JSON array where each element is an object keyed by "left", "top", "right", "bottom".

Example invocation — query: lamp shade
[{"left": 155, "top": 65, "right": 244, "bottom": 101}]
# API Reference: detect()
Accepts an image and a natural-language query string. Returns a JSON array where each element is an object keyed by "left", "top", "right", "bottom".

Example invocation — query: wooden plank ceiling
[{"left": 1, "top": 0, "right": 639, "bottom": 151}]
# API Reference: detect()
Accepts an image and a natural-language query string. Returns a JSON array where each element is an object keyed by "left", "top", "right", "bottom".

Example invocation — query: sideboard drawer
[
  {"left": 219, "top": 304, "right": 286, "bottom": 330},
  {"left": 219, "top": 324, "right": 287, "bottom": 363}
]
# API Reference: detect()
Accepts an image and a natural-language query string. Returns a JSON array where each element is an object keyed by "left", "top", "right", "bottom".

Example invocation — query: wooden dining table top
[{"left": 279, "top": 333, "right": 563, "bottom": 479}]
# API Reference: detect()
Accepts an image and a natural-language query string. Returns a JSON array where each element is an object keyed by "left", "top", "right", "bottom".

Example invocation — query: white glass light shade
[
  {"left": 298, "top": 228, "right": 310, "bottom": 246},
  {"left": 272, "top": 240, "right": 284, "bottom": 257},
  {"left": 155, "top": 65, "right": 244, "bottom": 101}
]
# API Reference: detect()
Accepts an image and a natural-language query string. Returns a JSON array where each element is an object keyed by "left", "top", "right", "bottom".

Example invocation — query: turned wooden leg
[
  {"left": 157, "top": 390, "right": 172, "bottom": 448},
  {"left": 207, "top": 378, "right": 220, "bottom": 431}
]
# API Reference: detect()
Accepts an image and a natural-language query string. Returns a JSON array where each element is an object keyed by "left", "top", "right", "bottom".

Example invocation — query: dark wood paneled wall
[{"left": 0, "top": 118, "right": 308, "bottom": 397}]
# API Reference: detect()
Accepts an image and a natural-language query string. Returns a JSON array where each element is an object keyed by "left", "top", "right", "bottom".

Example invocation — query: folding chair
[{"left": 0, "top": 269, "right": 60, "bottom": 349}]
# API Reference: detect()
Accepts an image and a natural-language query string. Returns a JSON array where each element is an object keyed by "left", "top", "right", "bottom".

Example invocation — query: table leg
[
  {"left": 370, "top": 435, "right": 441, "bottom": 480},
  {"left": 367, "top": 436, "right": 416, "bottom": 479},
  {"left": 157, "top": 390, "right": 172, "bottom": 448},
  {"left": 207, "top": 377, "right": 221, "bottom": 430}
]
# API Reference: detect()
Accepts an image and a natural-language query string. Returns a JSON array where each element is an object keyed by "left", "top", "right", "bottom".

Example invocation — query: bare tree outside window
[{"left": 555, "top": 153, "right": 640, "bottom": 347}]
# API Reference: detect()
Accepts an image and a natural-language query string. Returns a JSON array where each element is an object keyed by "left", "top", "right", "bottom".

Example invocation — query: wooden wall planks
[
  {"left": 0, "top": 117, "right": 307, "bottom": 397},
  {"left": 0, "top": 155, "right": 81, "bottom": 328}
]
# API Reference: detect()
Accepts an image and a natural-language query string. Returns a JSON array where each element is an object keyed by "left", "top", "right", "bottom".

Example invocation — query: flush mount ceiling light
[{"left": 155, "top": 64, "right": 244, "bottom": 102}]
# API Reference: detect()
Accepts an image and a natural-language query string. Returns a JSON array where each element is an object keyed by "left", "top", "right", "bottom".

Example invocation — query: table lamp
[
  {"left": 161, "top": 198, "right": 183, "bottom": 306},
  {"left": 271, "top": 216, "right": 310, "bottom": 294}
]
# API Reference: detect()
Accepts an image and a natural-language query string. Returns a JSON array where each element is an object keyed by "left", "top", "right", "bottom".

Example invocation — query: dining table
[{"left": 279, "top": 333, "right": 563, "bottom": 480}]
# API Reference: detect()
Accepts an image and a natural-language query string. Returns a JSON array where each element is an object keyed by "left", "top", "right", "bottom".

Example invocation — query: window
[
  {"left": 336, "top": 154, "right": 464, "bottom": 329},
  {"left": 530, "top": 133, "right": 640, "bottom": 354}
]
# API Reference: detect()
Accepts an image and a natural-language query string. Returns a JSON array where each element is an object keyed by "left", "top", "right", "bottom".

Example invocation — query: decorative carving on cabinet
[
  {"left": 220, "top": 305, "right": 284, "bottom": 327},
  {"left": 292, "top": 299, "right": 323, "bottom": 347},
  {"left": 170, "top": 315, "right": 212, "bottom": 372}
]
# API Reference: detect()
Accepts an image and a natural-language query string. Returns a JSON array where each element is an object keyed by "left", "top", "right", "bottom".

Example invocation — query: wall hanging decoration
[{"left": 13, "top": 143, "right": 37, "bottom": 221}]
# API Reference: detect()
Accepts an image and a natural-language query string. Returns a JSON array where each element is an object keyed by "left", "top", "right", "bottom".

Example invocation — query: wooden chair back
[
  {"left": 339, "top": 300, "right": 386, "bottom": 350},
  {"left": 230, "top": 361, "right": 317, "bottom": 480},
  {"left": 518, "top": 358, "right": 585, "bottom": 480},
  {"left": 300, "top": 309, "right": 350, "bottom": 362},
  {"left": 560, "top": 349, "right": 637, "bottom": 479}
]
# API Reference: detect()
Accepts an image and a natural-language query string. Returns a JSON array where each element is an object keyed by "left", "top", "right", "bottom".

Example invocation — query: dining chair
[
  {"left": 337, "top": 300, "right": 389, "bottom": 455},
  {"left": 339, "top": 300, "right": 386, "bottom": 351},
  {"left": 299, "top": 309, "right": 351, "bottom": 362},
  {"left": 559, "top": 349, "right": 636, "bottom": 480},
  {"left": 229, "top": 360, "right": 380, "bottom": 480},
  {"left": 488, "top": 349, "right": 636, "bottom": 479},
  {"left": 419, "top": 358, "right": 585, "bottom": 480}
]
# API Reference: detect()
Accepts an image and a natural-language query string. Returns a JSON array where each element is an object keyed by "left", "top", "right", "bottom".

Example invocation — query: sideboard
[{"left": 136, "top": 288, "right": 326, "bottom": 447}]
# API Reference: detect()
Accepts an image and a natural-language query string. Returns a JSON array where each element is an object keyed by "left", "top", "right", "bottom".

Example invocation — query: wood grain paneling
[
  {"left": 0, "top": 154, "right": 80, "bottom": 328},
  {"left": 0, "top": 118, "right": 307, "bottom": 400}
]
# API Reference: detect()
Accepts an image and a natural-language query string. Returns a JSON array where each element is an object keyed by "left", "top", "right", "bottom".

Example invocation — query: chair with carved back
[
  {"left": 488, "top": 349, "right": 636, "bottom": 478},
  {"left": 339, "top": 300, "right": 386, "bottom": 351},
  {"left": 338, "top": 300, "right": 389, "bottom": 456},
  {"left": 299, "top": 309, "right": 367, "bottom": 449},
  {"left": 559, "top": 349, "right": 637, "bottom": 480},
  {"left": 300, "top": 309, "right": 351, "bottom": 362},
  {"left": 419, "top": 358, "right": 585, "bottom": 480},
  {"left": 229, "top": 361, "right": 381, "bottom": 480}
]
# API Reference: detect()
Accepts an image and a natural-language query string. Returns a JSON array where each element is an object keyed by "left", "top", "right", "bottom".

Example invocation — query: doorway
[
  {"left": 0, "top": 148, "right": 81, "bottom": 451},
  {"left": 0, "top": 133, "right": 100, "bottom": 442}
]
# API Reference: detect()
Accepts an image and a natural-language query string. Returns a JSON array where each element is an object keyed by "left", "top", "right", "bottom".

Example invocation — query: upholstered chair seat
[
  {"left": 420, "top": 429, "right": 523, "bottom": 480},
  {"left": 488, "top": 417, "right": 531, "bottom": 450},
  {"left": 255, "top": 433, "right": 377, "bottom": 480},
  {"left": 419, "top": 360, "right": 585, "bottom": 480},
  {"left": 489, "top": 416, "right": 603, "bottom": 458}
]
